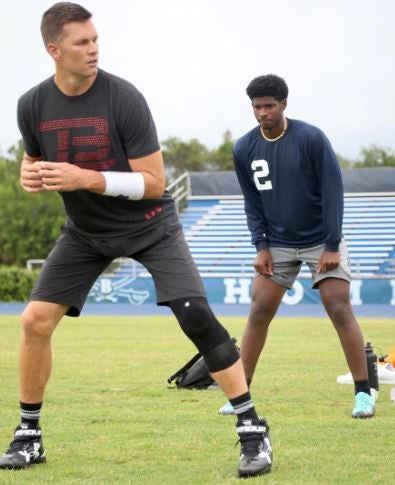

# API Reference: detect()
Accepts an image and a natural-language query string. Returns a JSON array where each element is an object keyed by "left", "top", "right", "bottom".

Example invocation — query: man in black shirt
[{"left": 0, "top": 3, "right": 271, "bottom": 478}]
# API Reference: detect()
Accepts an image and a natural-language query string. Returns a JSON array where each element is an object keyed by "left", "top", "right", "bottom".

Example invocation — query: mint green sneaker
[
  {"left": 352, "top": 392, "right": 375, "bottom": 418},
  {"left": 218, "top": 401, "right": 235, "bottom": 416}
]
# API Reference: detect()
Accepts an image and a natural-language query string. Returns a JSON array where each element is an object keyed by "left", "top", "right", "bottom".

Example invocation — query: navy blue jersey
[{"left": 233, "top": 119, "right": 343, "bottom": 252}]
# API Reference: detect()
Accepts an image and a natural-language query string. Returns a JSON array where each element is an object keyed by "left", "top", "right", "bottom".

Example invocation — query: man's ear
[
  {"left": 47, "top": 42, "right": 60, "bottom": 61},
  {"left": 281, "top": 99, "right": 287, "bottom": 111}
]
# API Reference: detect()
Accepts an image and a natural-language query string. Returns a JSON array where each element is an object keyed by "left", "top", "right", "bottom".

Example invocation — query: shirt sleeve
[
  {"left": 117, "top": 89, "right": 160, "bottom": 160},
  {"left": 233, "top": 145, "right": 269, "bottom": 252},
  {"left": 17, "top": 94, "right": 41, "bottom": 157},
  {"left": 309, "top": 131, "right": 344, "bottom": 252}
]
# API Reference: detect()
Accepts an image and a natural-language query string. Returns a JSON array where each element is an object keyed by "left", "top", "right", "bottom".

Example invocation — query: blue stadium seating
[{"left": 180, "top": 195, "right": 395, "bottom": 278}]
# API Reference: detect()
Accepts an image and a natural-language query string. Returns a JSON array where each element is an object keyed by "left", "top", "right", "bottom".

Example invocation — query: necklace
[{"left": 260, "top": 117, "right": 288, "bottom": 142}]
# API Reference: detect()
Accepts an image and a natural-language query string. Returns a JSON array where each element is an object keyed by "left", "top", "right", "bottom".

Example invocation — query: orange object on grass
[{"left": 384, "top": 346, "right": 395, "bottom": 367}]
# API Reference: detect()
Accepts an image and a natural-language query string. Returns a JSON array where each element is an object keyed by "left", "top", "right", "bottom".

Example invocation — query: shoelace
[
  {"left": 6, "top": 437, "right": 35, "bottom": 454},
  {"left": 235, "top": 432, "right": 264, "bottom": 454}
]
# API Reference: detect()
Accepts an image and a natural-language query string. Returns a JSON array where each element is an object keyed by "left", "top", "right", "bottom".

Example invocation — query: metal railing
[{"left": 166, "top": 172, "right": 191, "bottom": 213}]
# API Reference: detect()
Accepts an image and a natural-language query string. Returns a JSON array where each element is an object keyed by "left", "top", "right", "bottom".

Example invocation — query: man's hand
[
  {"left": 317, "top": 250, "right": 340, "bottom": 273},
  {"left": 254, "top": 249, "right": 274, "bottom": 276},
  {"left": 38, "top": 162, "right": 86, "bottom": 192},
  {"left": 20, "top": 157, "right": 43, "bottom": 193},
  {"left": 38, "top": 162, "right": 105, "bottom": 193}
]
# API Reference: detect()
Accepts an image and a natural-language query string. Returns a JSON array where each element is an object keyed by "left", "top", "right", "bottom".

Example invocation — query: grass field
[{"left": 0, "top": 314, "right": 394, "bottom": 484}]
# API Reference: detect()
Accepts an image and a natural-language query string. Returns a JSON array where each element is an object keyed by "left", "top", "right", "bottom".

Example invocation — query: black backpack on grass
[
  {"left": 167, "top": 351, "right": 217, "bottom": 390},
  {"left": 167, "top": 338, "right": 237, "bottom": 390}
]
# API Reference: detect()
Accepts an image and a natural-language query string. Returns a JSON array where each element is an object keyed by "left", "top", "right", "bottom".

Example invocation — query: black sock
[
  {"left": 229, "top": 391, "right": 259, "bottom": 422},
  {"left": 354, "top": 380, "right": 371, "bottom": 395},
  {"left": 20, "top": 401, "right": 42, "bottom": 427}
]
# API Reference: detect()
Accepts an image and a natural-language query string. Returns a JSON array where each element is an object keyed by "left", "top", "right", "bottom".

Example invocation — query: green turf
[{"left": 0, "top": 314, "right": 394, "bottom": 484}]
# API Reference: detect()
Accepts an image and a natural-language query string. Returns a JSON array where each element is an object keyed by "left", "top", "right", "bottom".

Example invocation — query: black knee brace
[
  {"left": 204, "top": 338, "right": 240, "bottom": 373},
  {"left": 169, "top": 297, "right": 239, "bottom": 371}
]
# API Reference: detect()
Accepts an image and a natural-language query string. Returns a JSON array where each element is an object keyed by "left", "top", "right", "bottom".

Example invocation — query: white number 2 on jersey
[{"left": 251, "top": 160, "right": 272, "bottom": 191}]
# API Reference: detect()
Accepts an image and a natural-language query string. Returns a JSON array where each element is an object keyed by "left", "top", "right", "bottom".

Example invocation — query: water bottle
[{"left": 365, "top": 342, "right": 379, "bottom": 392}]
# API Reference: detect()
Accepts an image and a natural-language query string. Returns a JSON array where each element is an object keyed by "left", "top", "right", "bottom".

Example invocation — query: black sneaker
[
  {"left": 0, "top": 424, "right": 46, "bottom": 470},
  {"left": 236, "top": 418, "right": 272, "bottom": 478}
]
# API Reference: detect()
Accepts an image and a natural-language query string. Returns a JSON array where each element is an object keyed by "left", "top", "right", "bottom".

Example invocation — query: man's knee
[
  {"left": 324, "top": 297, "right": 353, "bottom": 323},
  {"left": 249, "top": 297, "right": 277, "bottom": 326},
  {"left": 250, "top": 281, "right": 284, "bottom": 324},
  {"left": 319, "top": 279, "right": 353, "bottom": 320},
  {"left": 249, "top": 306, "right": 271, "bottom": 326},
  {"left": 21, "top": 302, "right": 64, "bottom": 338},
  {"left": 204, "top": 338, "right": 240, "bottom": 373},
  {"left": 170, "top": 297, "right": 231, "bottom": 354}
]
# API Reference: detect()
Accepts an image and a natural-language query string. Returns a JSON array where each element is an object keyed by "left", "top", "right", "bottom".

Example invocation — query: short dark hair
[
  {"left": 41, "top": 2, "right": 92, "bottom": 44},
  {"left": 246, "top": 75, "right": 288, "bottom": 101}
]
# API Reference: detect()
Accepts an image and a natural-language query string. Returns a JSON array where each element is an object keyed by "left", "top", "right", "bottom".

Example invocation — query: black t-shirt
[{"left": 17, "top": 69, "right": 176, "bottom": 238}]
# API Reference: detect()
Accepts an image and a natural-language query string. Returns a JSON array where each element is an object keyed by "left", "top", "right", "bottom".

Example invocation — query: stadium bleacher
[{"left": 180, "top": 195, "right": 395, "bottom": 278}]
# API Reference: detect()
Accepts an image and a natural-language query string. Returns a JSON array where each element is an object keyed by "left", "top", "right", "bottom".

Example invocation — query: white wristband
[{"left": 102, "top": 172, "right": 145, "bottom": 200}]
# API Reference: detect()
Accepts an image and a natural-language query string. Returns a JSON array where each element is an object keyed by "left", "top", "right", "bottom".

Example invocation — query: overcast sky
[{"left": 1, "top": 0, "right": 394, "bottom": 160}]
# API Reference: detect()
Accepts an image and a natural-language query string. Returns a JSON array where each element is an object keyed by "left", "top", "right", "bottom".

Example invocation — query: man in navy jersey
[
  {"left": 0, "top": 4, "right": 272, "bottom": 478},
  {"left": 219, "top": 74, "right": 375, "bottom": 419}
]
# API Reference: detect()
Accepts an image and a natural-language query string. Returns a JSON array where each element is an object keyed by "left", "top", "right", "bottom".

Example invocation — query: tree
[
  {"left": 7, "top": 139, "right": 24, "bottom": 163},
  {"left": 161, "top": 131, "right": 236, "bottom": 181},
  {"left": 207, "top": 130, "right": 235, "bottom": 171},
  {"left": 161, "top": 137, "right": 210, "bottom": 180},
  {"left": 336, "top": 153, "right": 355, "bottom": 169},
  {"left": 0, "top": 142, "right": 65, "bottom": 266},
  {"left": 354, "top": 145, "right": 395, "bottom": 167}
]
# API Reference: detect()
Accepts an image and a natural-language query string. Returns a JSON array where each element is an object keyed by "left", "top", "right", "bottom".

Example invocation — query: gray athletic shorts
[
  {"left": 30, "top": 220, "right": 206, "bottom": 316},
  {"left": 265, "top": 240, "right": 352, "bottom": 290}
]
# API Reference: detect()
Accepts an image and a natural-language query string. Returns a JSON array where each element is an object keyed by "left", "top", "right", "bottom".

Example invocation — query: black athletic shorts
[{"left": 30, "top": 219, "right": 206, "bottom": 316}]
